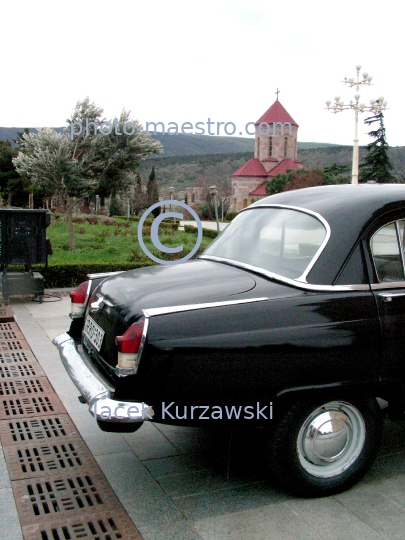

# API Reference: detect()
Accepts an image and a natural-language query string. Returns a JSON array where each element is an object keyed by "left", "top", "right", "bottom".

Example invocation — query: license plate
[{"left": 83, "top": 316, "right": 105, "bottom": 352}]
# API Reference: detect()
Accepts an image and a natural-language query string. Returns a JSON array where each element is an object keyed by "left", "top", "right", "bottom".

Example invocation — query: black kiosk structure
[{"left": 0, "top": 209, "right": 52, "bottom": 301}]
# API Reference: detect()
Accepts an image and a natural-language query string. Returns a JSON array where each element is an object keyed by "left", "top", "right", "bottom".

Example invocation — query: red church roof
[
  {"left": 249, "top": 182, "right": 268, "bottom": 196},
  {"left": 231, "top": 158, "right": 268, "bottom": 178},
  {"left": 248, "top": 158, "right": 303, "bottom": 196},
  {"left": 267, "top": 158, "right": 303, "bottom": 177},
  {"left": 255, "top": 100, "right": 298, "bottom": 127}
]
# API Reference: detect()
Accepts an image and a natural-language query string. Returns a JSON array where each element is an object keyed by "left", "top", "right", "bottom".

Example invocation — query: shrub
[
  {"left": 184, "top": 225, "right": 218, "bottom": 238},
  {"left": 86, "top": 217, "right": 99, "bottom": 225},
  {"left": 224, "top": 211, "right": 238, "bottom": 222},
  {"left": 35, "top": 263, "right": 142, "bottom": 288},
  {"left": 109, "top": 196, "right": 124, "bottom": 217},
  {"left": 102, "top": 219, "right": 116, "bottom": 226}
]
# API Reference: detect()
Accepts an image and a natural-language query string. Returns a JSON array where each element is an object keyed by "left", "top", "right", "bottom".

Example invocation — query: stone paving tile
[
  {"left": 96, "top": 452, "right": 185, "bottom": 529},
  {"left": 286, "top": 497, "right": 383, "bottom": 540},
  {"left": 143, "top": 452, "right": 212, "bottom": 479},
  {"left": 0, "top": 443, "right": 10, "bottom": 490},
  {"left": 154, "top": 424, "right": 214, "bottom": 454},
  {"left": 0, "top": 487, "right": 23, "bottom": 540},
  {"left": 139, "top": 521, "right": 203, "bottom": 540},
  {"left": 365, "top": 450, "right": 405, "bottom": 483},
  {"left": 173, "top": 481, "right": 290, "bottom": 521},
  {"left": 157, "top": 467, "right": 261, "bottom": 499},
  {"left": 123, "top": 421, "right": 180, "bottom": 460},
  {"left": 336, "top": 481, "right": 405, "bottom": 540},
  {"left": 193, "top": 501, "right": 322, "bottom": 540}
]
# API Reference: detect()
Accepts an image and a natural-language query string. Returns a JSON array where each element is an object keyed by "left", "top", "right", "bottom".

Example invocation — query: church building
[{"left": 231, "top": 98, "right": 304, "bottom": 212}]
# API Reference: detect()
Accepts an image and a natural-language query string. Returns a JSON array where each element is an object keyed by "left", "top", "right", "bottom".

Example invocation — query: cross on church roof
[{"left": 275, "top": 88, "right": 280, "bottom": 100}]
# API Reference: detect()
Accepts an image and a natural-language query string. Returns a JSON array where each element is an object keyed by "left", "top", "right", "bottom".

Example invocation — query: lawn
[{"left": 47, "top": 216, "right": 214, "bottom": 266}]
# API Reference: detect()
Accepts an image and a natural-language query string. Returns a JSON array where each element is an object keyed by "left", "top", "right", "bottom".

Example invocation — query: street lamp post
[
  {"left": 220, "top": 196, "right": 230, "bottom": 221},
  {"left": 325, "top": 65, "right": 388, "bottom": 184},
  {"left": 169, "top": 187, "right": 175, "bottom": 223},
  {"left": 210, "top": 185, "right": 220, "bottom": 233}
]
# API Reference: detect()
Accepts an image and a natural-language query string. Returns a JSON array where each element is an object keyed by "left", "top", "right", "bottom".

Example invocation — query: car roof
[{"left": 249, "top": 184, "right": 405, "bottom": 285}]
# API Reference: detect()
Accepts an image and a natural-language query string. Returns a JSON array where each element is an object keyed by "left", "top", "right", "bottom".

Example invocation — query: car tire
[{"left": 266, "top": 396, "right": 383, "bottom": 497}]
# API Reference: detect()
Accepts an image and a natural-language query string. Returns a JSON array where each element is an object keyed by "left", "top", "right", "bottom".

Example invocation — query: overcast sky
[{"left": 2, "top": 0, "right": 402, "bottom": 147}]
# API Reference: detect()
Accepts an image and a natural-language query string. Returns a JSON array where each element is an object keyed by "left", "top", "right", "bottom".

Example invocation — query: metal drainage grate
[
  {"left": 0, "top": 415, "right": 79, "bottom": 445},
  {"left": 13, "top": 473, "right": 123, "bottom": 525},
  {"left": 0, "top": 363, "right": 45, "bottom": 378},
  {"left": 22, "top": 511, "right": 143, "bottom": 540},
  {"left": 0, "top": 316, "right": 144, "bottom": 540},
  {"left": 4, "top": 439, "right": 100, "bottom": 480},
  {"left": 0, "top": 321, "right": 25, "bottom": 340},
  {"left": 0, "top": 304, "right": 14, "bottom": 321},
  {"left": 0, "top": 394, "right": 66, "bottom": 419},
  {"left": 0, "top": 377, "right": 54, "bottom": 396},
  {"left": 0, "top": 350, "right": 36, "bottom": 364},
  {"left": 0, "top": 338, "right": 30, "bottom": 351}
]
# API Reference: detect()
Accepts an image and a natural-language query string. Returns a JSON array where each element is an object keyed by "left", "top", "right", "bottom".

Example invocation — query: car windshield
[{"left": 203, "top": 207, "right": 327, "bottom": 279}]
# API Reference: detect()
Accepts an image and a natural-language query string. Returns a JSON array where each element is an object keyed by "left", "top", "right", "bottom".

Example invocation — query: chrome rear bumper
[{"left": 52, "top": 333, "right": 153, "bottom": 424}]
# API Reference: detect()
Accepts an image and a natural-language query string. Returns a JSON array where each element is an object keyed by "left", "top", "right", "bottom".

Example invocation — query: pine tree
[
  {"left": 133, "top": 173, "right": 146, "bottom": 215},
  {"left": 360, "top": 111, "right": 396, "bottom": 183},
  {"left": 146, "top": 166, "right": 160, "bottom": 217}
]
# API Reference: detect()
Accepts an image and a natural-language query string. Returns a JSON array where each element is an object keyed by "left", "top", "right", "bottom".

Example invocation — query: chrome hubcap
[{"left": 297, "top": 401, "right": 366, "bottom": 478}]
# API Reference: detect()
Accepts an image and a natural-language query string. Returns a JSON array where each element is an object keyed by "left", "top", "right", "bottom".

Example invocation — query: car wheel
[{"left": 266, "top": 396, "right": 382, "bottom": 497}]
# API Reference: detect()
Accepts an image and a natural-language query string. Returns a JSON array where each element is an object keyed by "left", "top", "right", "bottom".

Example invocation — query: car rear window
[{"left": 204, "top": 207, "right": 327, "bottom": 279}]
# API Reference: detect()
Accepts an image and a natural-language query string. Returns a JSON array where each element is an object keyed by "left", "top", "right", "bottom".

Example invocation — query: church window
[
  {"left": 257, "top": 138, "right": 260, "bottom": 159},
  {"left": 269, "top": 137, "right": 273, "bottom": 157},
  {"left": 284, "top": 137, "right": 288, "bottom": 157}
]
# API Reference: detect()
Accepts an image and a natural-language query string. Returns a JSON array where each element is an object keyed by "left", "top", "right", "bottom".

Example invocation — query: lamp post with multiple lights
[
  {"left": 325, "top": 65, "right": 388, "bottom": 184},
  {"left": 169, "top": 186, "right": 176, "bottom": 224},
  {"left": 220, "top": 196, "right": 230, "bottom": 221},
  {"left": 210, "top": 185, "right": 220, "bottom": 233}
]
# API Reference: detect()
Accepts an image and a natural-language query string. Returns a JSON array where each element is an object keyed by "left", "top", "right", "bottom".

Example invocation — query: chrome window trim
[
  {"left": 208, "top": 204, "right": 331, "bottom": 284},
  {"left": 371, "top": 282, "right": 405, "bottom": 291},
  {"left": 200, "top": 255, "right": 370, "bottom": 292},
  {"left": 87, "top": 271, "right": 124, "bottom": 279},
  {"left": 143, "top": 297, "right": 269, "bottom": 318}
]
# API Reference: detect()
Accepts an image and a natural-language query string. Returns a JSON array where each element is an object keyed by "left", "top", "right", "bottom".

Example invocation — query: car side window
[{"left": 371, "top": 221, "right": 405, "bottom": 282}]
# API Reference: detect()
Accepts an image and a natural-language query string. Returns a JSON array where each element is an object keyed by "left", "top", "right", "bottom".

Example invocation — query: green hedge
[
  {"left": 224, "top": 211, "right": 238, "bottom": 221},
  {"left": 32, "top": 263, "right": 148, "bottom": 288},
  {"left": 184, "top": 225, "right": 218, "bottom": 239},
  {"left": 112, "top": 216, "right": 179, "bottom": 230}
]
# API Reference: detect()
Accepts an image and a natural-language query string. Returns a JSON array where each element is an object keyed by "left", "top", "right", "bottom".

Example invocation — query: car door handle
[{"left": 378, "top": 292, "right": 405, "bottom": 302}]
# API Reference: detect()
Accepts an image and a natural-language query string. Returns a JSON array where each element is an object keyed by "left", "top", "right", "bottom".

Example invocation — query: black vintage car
[{"left": 54, "top": 184, "right": 405, "bottom": 496}]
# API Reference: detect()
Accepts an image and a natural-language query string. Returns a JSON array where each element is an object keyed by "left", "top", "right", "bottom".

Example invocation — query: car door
[{"left": 370, "top": 218, "right": 405, "bottom": 380}]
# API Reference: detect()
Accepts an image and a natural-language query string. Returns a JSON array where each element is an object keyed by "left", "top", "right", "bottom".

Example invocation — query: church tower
[
  {"left": 254, "top": 99, "right": 299, "bottom": 169},
  {"left": 231, "top": 97, "right": 303, "bottom": 211}
]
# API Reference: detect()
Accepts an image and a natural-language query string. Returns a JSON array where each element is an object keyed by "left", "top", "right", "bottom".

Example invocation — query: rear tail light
[
  {"left": 115, "top": 320, "right": 146, "bottom": 373},
  {"left": 70, "top": 280, "right": 90, "bottom": 318}
]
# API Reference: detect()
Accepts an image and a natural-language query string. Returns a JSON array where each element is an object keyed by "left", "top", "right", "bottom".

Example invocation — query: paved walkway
[{"left": 3, "top": 293, "right": 405, "bottom": 539}]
